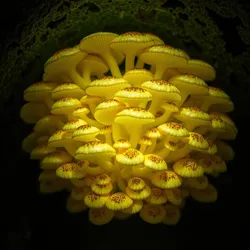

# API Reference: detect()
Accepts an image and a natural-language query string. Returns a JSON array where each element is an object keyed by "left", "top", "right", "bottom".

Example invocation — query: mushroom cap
[
  {"left": 44, "top": 47, "right": 87, "bottom": 76},
  {"left": 48, "top": 129, "right": 72, "bottom": 148},
  {"left": 56, "top": 162, "right": 86, "bottom": 179},
  {"left": 114, "top": 87, "right": 152, "bottom": 102},
  {"left": 181, "top": 132, "right": 209, "bottom": 150},
  {"left": 210, "top": 155, "right": 227, "bottom": 173},
  {"left": 84, "top": 192, "right": 108, "bottom": 208},
  {"left": 115, "top": 107, "right": 155, "bottom": 125},
  {"left": 145, "top": 188, "right": 167, "bottom": 205},
  {"left": 125, "top": 184, "right": 151, "bottom": 200},
  {"left": 190, "top": 184, "right": 218, "bottom": 203},
  {"left": 72, "top": 106, "right": 90, "bottom": 118},
  {"left": 109, "top": 32, "right": 154, "bottom": 53},
  {"left": 144, "top": 127, "right": 162, "bottom": 139},
  {"left": 116, "top": 148, "right": 144, "bottom": 166},
  {"left": 121, "top": 200, "right": 143, "bottom": 214},
  {"left": 38, "top": 170, "right": 58, "bottom": 181},
  {"left": 91, "top": 182, "right": 113, "bottom": 195},
  {"left": 141, "top": 80, "right": 181, "bottom": 103},
  {"left": 66, "top": 196, "right": 88, "bottom": 213},
  {"left": 62, "top": 119, "right": 87, "bottom": 131},
  {"left": 139, "top": 45, "right": 189, "bottom": 68},
  {"left": 24, "top": 81, "right": 58, "bottom": 102},
  {"left": 216, "top": 140, "right": 235, "bottom": 161},
  {"left": 143, "top": 33, "right": 164, "bottom": 45},
  {"left": 51, "top": 83, "right": 85, "bottom": 100},
  {"left": 123, "top": 69, "right": 153, "bottom": 86},
  {"left": 88, "top": 207, "right": 114, "bottom": 225},
  {"left": 161, "top": 102, "right": 179, "bottom": 113},
  {"left": 75, "top": 141, "right": 116, "bottom": 161},
  {"left": 77, "top": 53, "right": 109, "bottom": 75},
  {"left": 151, "top": 170, "right": 182, "bottom": 188},
  {"left": 106, "top": 192, "right": 133, "bottom": 210},
  {"left": 51, "top": 97, "right": 82, "bottom": 116},
  {"left": 173, "top": 157, "right": 204, "bottom": 177},
  {"left": 40, "top": 150, "right": 73, "bottom": 170},
  {"left": 86, "top": 76, "right": 130, "bottom": 98},
  {"left": 95, "top": 174, "right": 112, "bottom": 185},
  {"left": 139, "top": 136, "right": 152, "bottom": 146},
  {"left": 30, "top": 143, "right": 56, "bottom": 160},
  {"left": 183, "top": 175, "right": 208, "bottom": 190},
  {"left": 94, "top": 99, "right": 126, "bottom": 125},
  {"left": 164, "top": 188, "right": 183, "bottom": 206},
  {"left": 127, "top": 177, "right": 146, "bottom": 190},
  {"left": 178, "top": 59, "right": 216, "bottom": 81},
  {"left": 175, "top": 107, "right": 211, "bottom": 127},
  {"left": 20, "top": 102, "right": 50, "bottom": 124},
  {"left": 113, "top": 139, "right": 131, "bottom": 150},
  {"left": 162, "top": 204, "right": 181, "bottom": 225},
  {"left": 144, "top": 154, "right": 167, "bottom": 170},
  {"left": 34, "top": 115, "right": 65, "bottom": 134},
  {"left": 139, "top": 204, "right": 166, "bottom": 224},
  {"left": 158, "top": 122, "right": 189, "bottom": 138},
  {"left": 72, "top": 125, "right": 100, "bottom": 141},
  {"left": 168, "top": 74, "right": 208, "bottom": 95},
  {"left": 80, "top": 32, "right": 119, "bottom": 53}
]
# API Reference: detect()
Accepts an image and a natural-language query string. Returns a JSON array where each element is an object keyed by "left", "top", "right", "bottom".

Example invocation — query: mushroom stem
[
  {"left": 64, "top": 142, "right": 82, "bottom": 157},
  {"left": 82, "top": 69, "right": 92, "bottom": 89},
  {"left": 132, "top": 165, "right": 151, "bottom": 179},
  {"left": 99, "top": 160, "right": 114, "bottom": 172},
  {"left": 80, "top": 115, "right": 102, "bottom": 128},
  {"left": 112, "top": 122, "right": 127, "bottom": 142},
  {"left": 178, "top": 92, "right": 189, "bottom": 107},
  {"left": 145, "top": 138, "right": 157, "bottom": 154},
  {"left": 120, "top": 166, "right": 132, "bottom": 180},
  {"left": 104, "top": 133, "right": 113, "bottom": 145},
  {"left": 103, "top": 51, "right": 122, "bottom": 77},
  {"left": 116, "top": 174, "right": 127, "bottom": 191},
  {"left": 155, "top": 147, "right": 170, "bottom": 159},
  {"left": 44, "top": 97, "right": 54, "bottom": 109},
  {"left": 148, "top": 100, "right": 164, "bottom": 116},
  {"left": 125, "top": 52, "right": 136, "bottom": 72},
  {"left": 135, "top": 58, "right": 144, "bottom": 69},
  {"left": 69, "top": 69, "right": 85, "bottom": 89},
  {"left": 139, "top": 144, "right": 148, "bottom": 154},
  {"left": 124, "top": 124, "right": 143, "bottom": 149},
  {"left": 154, "top": 65, "right": 166, "bottom": 79},
  {"left": 166, "top": 145, "right": 191, "bottom": 162},
  {"left": 183, "top": 123, "right": 196, "bottom": 132}
]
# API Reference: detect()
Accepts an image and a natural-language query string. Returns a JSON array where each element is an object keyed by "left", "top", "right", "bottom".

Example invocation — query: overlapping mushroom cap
[{"left": 20, "top": 31, "right": 236, "bottom": 226}]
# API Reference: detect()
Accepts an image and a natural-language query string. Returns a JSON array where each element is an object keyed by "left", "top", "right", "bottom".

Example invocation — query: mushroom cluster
[{"left": 20, "top": 32, "right": 237, "bottom": 226}]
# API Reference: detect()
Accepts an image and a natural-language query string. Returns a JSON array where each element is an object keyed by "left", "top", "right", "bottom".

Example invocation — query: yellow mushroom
[
  {"left": 20, "top": 102, "right": 50, "bottom": 124},
  {"left": 138, "top": 136, "right": 152, "bottom": 154},
  {"left": 86, "top": 76, "right": 130, "bottom": 100},
  {"left": 106, "top": 192, "right": 133, "bottom": 210},
  {"left": 168, "top": 74, "right": 208, "bottom": 107},
  {"left": 167, "top": 132, "right": 209, "bottom": 162},
  {"left": 72, "top": 125, "right": 100, "bottom": 141},
  {"left": 80, "top": 32, "right": 122, "bottom": 77},
  {"left": 113, "top": 139, "right": 131, "bottom": 154},
  {"left": 114, "top": 87, "right": 152, "bottom": 108},
  {"left": 178, "top": 59, "right": 216, "bottom": 81},
  {"left": 66, "top": 196, "right": 88, "bottom": 213},
  {"left": 174, "top": 106, "right": 211, "bottom": 132},
  {"left": 123, "top": 69, "right": 153, "bottom": 87},
  {"left": 48, "top": 129, "right": 82, "bottom": 156},
  {"left": 77, "top": 54, "right": 109, "bottom": 88},
  {"left": 30, "top": 143, "right": 56, "bottom": 160},
  {"left": 40, "top": 150, "right": 73, "bottom": 170},
  {"left": 51, "top": 97, "right": 82, "bottom": 120},
  {"left": 125, "top": 184, "right": 151, "bottom": 200},
  {"left": 143, "top": 154, "right": 167, "bottom": 170},
  {"left": 44, "top": 47, "right": 87, "bottom": 88},
  {"left": 56, "top": 162, "right": 86, "bottom": 179},
  {"left": 33, "top": 115, "right": 65, "bottom": 135},
  {"left": 24, "top": 81, "right": 58, "bottom": 108},
  {"left": 80, "top": 95, "right": 102, "bottom": 115},
  {"left": 164, "top": 188, "right": 183, "bottom": 206},
  {"left": 190, "top": 184, "right": 218, "bottom": 203},
  {"left": 145, "top": 188, "right": 167, "bottom": 205},
  {"left": 109, "top": 31, "right": 154, "bottom": 71},
  {"left": 162, "top": 204, "right": 181, "bottom": 225},
  {"left": 139, "top": 204, "right": 166, "bottom": 224},
  {"left": 115, "top": 107, "right": 155, "bottom": 148},
  {"left": 75, "top": 141, "right": 116, "bottom": 172},
  {"left": 139, "top": 45, "right": 189, "bottom": 79},
  {"left": 84, "top": 192, "right": 109, "bottom": 208},
  {"left": 216, "top": 140, "right": 235, "bottom": 161},
  {"left": 121, "top": 200, "right": 143, "bottom": 214},
  {"left": 51, "top": 83, "right": 85, "bottom": 100},
  {"left": 151, "top": 170, "right": 182, "bottom": 189},
  {"left": 94, "top": 99, "right": 126, "bottom": 125},
  {"left": 173, "top": 157, "right": 204, "bottom": 178},
  {"left": 88, "top": 207, "right": 114, "bottom": 225},
  {"left": 72, "top": 106, "right": 102, "bottom": 128},
  {"left": 141, "top": 80, "right": 181, "bottom": 115}
]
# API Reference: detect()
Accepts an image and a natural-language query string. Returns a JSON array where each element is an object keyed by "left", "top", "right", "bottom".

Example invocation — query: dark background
[{"left": 2, "top": 0, "right": 249, "bottom": 249}]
